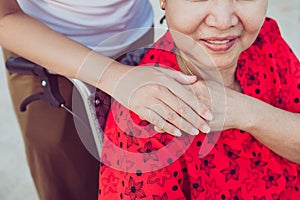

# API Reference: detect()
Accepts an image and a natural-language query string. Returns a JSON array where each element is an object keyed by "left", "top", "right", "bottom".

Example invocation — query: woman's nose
[{"left": 205, "top": 1, "right": 238, "bottom": 30}]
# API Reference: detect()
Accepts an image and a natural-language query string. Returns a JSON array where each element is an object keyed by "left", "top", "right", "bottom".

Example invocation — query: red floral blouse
[{"left": 98, "top": 18, "right": 300, "bottom": 200}]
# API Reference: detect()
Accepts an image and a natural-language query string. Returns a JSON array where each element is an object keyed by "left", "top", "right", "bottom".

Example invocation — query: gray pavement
[{"left": 0, "top": 0, "right": 299, "bottom": 199}]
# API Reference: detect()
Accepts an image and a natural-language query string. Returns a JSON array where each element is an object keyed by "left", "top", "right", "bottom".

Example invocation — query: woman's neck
[{"left": 176, "top": 54, "right": 242, "bottom": 92}]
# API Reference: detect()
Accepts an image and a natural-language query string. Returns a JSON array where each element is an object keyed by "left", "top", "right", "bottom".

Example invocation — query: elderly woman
[{"left": 99, "top": 0, "right": 300, "bottom": 199}]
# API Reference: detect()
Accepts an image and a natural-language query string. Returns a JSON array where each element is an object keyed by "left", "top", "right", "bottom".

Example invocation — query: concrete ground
[{"left": 0, "top": 0, "right": 299, "bottom": 199}]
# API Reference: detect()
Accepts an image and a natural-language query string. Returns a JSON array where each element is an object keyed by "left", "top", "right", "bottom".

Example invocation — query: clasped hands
[{"left": 112, "top": 66, "right": 244, "bottom": 137}]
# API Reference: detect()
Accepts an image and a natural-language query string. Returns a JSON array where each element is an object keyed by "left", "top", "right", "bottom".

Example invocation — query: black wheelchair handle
[
  {"left": 5, "top": 56, "right": 66, "bottom": 111},
  {"left": 6, "top": 57, "right": 39, "bottom": 75}
]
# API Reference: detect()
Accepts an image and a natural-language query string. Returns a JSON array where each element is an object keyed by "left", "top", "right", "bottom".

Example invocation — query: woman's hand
[
  {"left": 149, "top": 77, "right": 258, "bottom": 135},
  {"left": 187, "top": 79, "right": 246, "bottom": 132},
  {"left": 186, "top": 79, "right": 300, "bottom": 163},
  {"left": 109, "top": 66, "right": 213, "bottom": 136}
]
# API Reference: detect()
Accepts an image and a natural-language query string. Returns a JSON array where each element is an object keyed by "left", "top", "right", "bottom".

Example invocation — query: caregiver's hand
[{"left": 110, "top": 66, "right": 213, "bottom": 136}]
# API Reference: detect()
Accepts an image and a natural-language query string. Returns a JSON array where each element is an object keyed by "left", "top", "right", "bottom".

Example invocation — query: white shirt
[{"left": 17, "top": 0, "right": 153, "bottom": 56}]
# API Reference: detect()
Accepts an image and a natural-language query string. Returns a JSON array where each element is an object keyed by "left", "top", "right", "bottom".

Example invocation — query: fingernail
[
  {"left": 190, "top": 127, "right": 199, "bottom": 135},
  {"left": 173, "top": 129, "right": 182, "bottom": 137},
  {"left": 202, "top": 125, "right": 211, "bottom": 134},
  {"left": 204, "top": 112, "right": 213, "bottom": 121}
]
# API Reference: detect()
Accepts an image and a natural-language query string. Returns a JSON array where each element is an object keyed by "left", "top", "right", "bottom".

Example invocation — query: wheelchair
[{"left": 5, "top": 48, "right": 149, "bottom": 158}]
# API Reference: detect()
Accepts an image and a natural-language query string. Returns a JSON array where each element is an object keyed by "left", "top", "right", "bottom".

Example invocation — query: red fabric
[{"left": 98, "top": 18, "right": 300, "bottom": 200}]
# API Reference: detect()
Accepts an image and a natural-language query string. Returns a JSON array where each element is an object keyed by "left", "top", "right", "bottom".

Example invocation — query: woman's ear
[{"left": 160, "top": 0, "right": 166, "bottom": 10}]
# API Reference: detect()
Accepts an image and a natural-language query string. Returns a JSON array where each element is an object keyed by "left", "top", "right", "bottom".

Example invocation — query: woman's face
[{"left": 162, "top": 0, "right": 268, "bottom": 71}]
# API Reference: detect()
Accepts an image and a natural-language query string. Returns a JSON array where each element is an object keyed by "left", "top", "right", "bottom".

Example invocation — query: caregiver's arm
[{"left": 0, "top": 0, "right": 212, "bottom": 136}]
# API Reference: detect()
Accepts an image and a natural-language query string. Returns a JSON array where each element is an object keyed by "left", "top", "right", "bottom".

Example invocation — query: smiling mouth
[
  {"left": 201, "top": 37, "right": 238, "bottom": 52},
  {"left": 206, "top": 39, "right": 230, "bottom": 44}
]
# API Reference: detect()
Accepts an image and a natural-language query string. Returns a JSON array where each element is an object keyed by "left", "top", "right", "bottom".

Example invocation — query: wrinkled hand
[
  {"left": 111, "top": 66, "right": 213, "bottom": 136},
  {"left": 187, "top": 79, "right": 245, "bottom": 132}
]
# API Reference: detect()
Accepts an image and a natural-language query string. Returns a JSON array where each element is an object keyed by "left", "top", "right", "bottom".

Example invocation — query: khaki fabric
[{"left": 3, "top": 49, "right": 99, "bottom": 200}]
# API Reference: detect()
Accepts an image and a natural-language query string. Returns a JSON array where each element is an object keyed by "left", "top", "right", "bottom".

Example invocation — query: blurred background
[{"left": 0, "top": 0, "right": 299, "bottom": 199}]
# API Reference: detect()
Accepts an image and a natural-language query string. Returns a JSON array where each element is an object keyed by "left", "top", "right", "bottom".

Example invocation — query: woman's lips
[{"left": 200, "top": 36, "right": 238, "bottom": 52}]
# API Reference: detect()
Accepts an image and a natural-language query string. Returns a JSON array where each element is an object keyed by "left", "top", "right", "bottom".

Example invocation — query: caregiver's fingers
[
  {"left": 157, "top": 89, "right": 211, "bottom": 134},
  {"left": 139, "top": 108, "right": 182, "bottom": 137}
]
